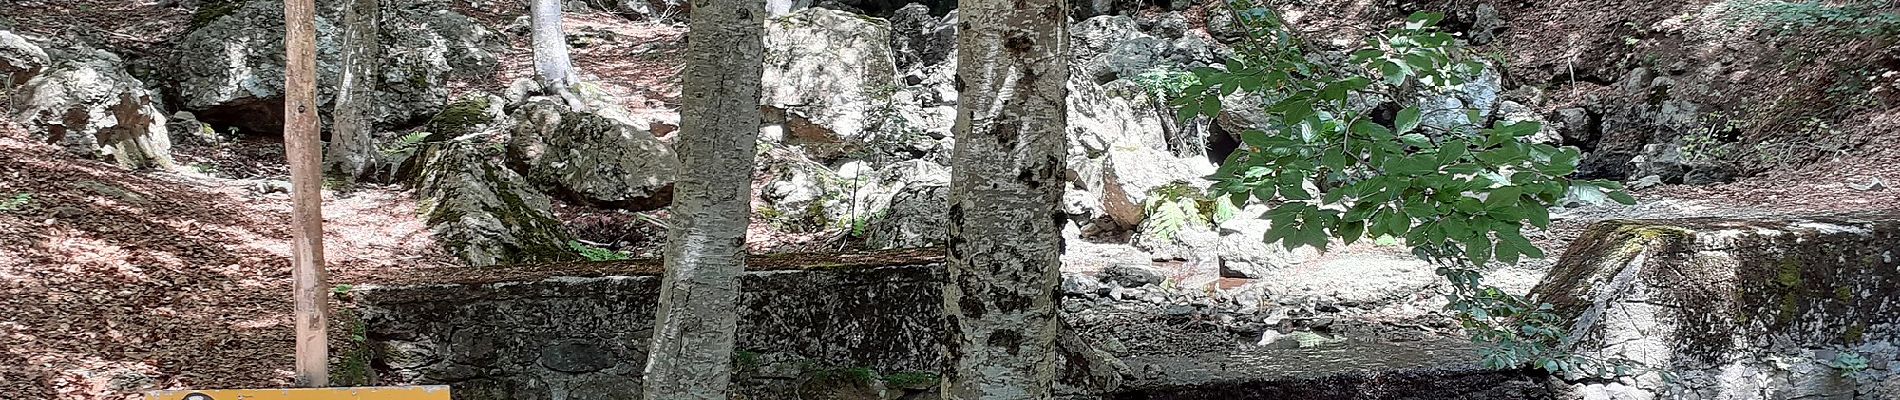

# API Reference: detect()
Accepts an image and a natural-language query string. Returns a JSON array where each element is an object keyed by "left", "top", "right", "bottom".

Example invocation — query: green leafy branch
[{"left": 1172, "top": 3, "right": 1639, "bottom": 375}]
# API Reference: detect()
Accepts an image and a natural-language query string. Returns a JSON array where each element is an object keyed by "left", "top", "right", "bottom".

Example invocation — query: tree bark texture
[
  {"left": 639, "top": 0, "right": 764, "bottom": 397},
  {"left": 284, "top": 0, "right": 330, "bottom": 388},
  {"left": 941, "top": 0, "right": 1070, "bottom": 396},
  {"left": 324, "top": 0, "right": 380, "bottom": 179},
  {"left": 530, "top": 0, "right": 587, "bottom": 110}
]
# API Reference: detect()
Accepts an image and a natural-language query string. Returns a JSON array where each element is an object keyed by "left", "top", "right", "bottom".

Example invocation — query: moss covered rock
[
  {"left": 1532, "top": 215, "right": 1900, "bottom": 399},
  {"left": 425, "top": 95, "right": 502, "bottom": 140},
  {"left": 407, "top": 141, "right": 577, "bottom": 266},
  {"left": 509, "top": 103, "right": 679, "bottom": 210},
  {"left": 170, "top": 0, "right": 501, "bottom": 134}
]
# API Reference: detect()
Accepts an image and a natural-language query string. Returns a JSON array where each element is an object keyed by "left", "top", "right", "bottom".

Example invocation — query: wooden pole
[{"left": 284, "top": 0, "right": 329, "bottom": 387}]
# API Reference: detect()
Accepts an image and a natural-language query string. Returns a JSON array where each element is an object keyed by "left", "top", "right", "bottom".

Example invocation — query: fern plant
[
  {"left": 0, "top": 193, "right": 30, "bottom": 212},
  {"left": 1141, "top": 181, "right": 1238, "bottom": 240},
  {"left": 568, "top": 240, "right": 630, "bottom": 261}
]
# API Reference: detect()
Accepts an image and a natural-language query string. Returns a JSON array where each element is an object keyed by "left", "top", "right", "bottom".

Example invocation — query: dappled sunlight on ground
[{"left": 0, "top": 130, "right": 452, "bottom": 399}]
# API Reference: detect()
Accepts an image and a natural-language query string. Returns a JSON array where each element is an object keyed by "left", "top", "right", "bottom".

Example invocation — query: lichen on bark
[{"left": 940, "top": 0, "right": 1071, "bottom": 396}]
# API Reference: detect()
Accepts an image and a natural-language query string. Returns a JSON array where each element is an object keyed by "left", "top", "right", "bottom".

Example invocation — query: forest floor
[
  {"left": 5, "top": 2, "right": 1900, "bottom": 399},
  {"left": 6, "top": 112, "right": 1895, "bottom": 399}
]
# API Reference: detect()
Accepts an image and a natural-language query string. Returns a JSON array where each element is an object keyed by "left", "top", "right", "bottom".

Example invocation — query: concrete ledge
[{"left": 1531, "top": 214, "right": 1900, "bottom": 399}]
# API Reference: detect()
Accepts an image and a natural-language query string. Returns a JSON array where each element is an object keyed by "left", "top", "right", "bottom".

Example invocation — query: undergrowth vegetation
[{"left": 1158, "top": 0, "right": 1645, "bottom": 377}]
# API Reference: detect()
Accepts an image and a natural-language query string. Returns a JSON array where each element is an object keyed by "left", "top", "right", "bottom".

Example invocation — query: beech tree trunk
[
  {"left": 941, "top": 0, "right": 1069, "bottom": 395},
  {"left": 324, "top": 0, "right": 379, "bottom": 179},
  {"left": 639, "top": 0, "right": 764, "bottom": 397},
  {"left": 529, "top": 0, "right": 587, "bottom": 110},
  {"left": 284, "top": 0, "right": 330, "bottom": 388}
]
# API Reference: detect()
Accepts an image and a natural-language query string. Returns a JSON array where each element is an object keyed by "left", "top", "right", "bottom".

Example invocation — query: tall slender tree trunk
[
  {"left": 284, "top": 0, "right": 330, "bottom": 388},
  {"left": 324, "top": 0, "right": 379, "bottom": 179},
  {"left": 639, "top": 0, "right": 763, "bottom": 397},
  {"left": 941, "top": 0, "right": 1069, "bottom": 395},
  {"left": 529, "top": 0, "right": 587, "bottom": 111}
]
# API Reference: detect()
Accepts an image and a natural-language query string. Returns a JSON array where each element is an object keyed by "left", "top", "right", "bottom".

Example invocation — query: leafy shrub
[{"left": 1174, "top": 1, "right": 1638, "bottom": 375}]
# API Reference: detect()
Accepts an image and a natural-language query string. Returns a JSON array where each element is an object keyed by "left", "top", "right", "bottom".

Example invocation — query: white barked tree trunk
[
  {"left": 324, "top": 0, "right": 379, "bottom": 179},
  {"left": 529, "top": 0, "right": 587, "bottom": 110},
  {"left": 942, "top": 0, "right": 1070, "bottom": 396},
  {"left": 639, "top": 0, "right": 764, "bottom": 397}
]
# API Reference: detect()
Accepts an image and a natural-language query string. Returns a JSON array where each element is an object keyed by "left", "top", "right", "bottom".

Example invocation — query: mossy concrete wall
[
  {"left": 1532, "top": 214, "right": 1900, "bottom": 399},
  {"left": 352, "top": 264, "right": 946, "bottom": 399},
  {"left": 348, "top": 251, "right": 1123, "bottom": 399}
]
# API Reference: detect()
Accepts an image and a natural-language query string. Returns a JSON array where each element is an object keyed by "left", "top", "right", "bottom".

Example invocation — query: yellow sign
[{"left": 146, "top": 386, "right": 451, "bottom": 400}]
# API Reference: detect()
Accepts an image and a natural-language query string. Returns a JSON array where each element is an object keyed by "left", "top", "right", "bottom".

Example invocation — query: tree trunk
[
  {"left": 529, "top": 0, "right": 587, "bottom": 110},
  {"left": 284, "top": 0, "right": 330, "bottom": 388},
  {"left": 639, "top": 0, "right": 764, "bottom": 397},
  {"left": 324, "top": 0, "right": 379, "bottom": 179},
  {"left": 941, "top": 0, "right": 1069, "bottom": 395}
]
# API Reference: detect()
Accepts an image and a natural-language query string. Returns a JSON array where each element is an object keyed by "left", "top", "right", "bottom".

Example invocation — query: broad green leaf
[
  {"left": 1351, "top": 49, "right": 1384, "bottom": 62},
  {"left": 1387, "top": 157, "right": 1438, "bottom": 175},
  {"left": 1176, "top": 97, "right": 1201, "bottom": 123},
  {"left": 1399, "top": 133, "right": 1432, "bottom": 147},
  {"left": 1240, "top": 129, "right": 1271, "bottom": 148},
  {"left": 1437, "top": 140, "right": 1469, "bottom": 163},
  {"left": 1525, "top": 204, "right": 1551, "bottom": 228},
  {"left": 1351, "top": 120, "right": 1394, "bottom": 139},
  {"left": 1497, "top": 120, "right": 1542, "bottom": 137},
  {"left": 1339, "top": 220, "right": 1366, "bottom": 244},
  {"left": 1396, "top": 106, "right": 1422, "bottom": 134},
  {"left": 1321, "top": 148, "right": 1348, "bottom": 171},
  {"left": 1403, "top": 54, "right": 1436, "bottom": 72},
  {"left": 1280, "top": 184, "right": 1313, "bottom": 200},
  {"left": 1282, "top": 100, "right": 1315, "bottom": 125},
  {"left": 1379, "top": 61, "right": 1407, "bottom": 85},
  {"left": 1252, "top": 185, "right": 1277, "bottom": 202},
  {"left": 1476, "top": 147, "right": 1526, "bottom": 165},
  {"left": 1466, "top": 235, "right": 1493, "bottom": 266},
  {"left": 1608, "top": 190, "right": 1637, "bottom": 205},
  {"left": 1407, "top": 11, "right": 1446, "bottom": 28},
  {"left": 1485, "top": 186, "right": 1522, "bottom": 209}
]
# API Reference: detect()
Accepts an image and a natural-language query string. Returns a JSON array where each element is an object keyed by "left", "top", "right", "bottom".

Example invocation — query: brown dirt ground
[{"left": 0, "top": 129, "right": 452, "bottom": 398}]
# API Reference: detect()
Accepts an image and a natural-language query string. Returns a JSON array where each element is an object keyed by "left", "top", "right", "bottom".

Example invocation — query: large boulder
[
  {"left": 1065, "top": 78, "right": 1213, "bottom": 229},
  {"left": 1532, "top": 216, "right": 1900, "bottom": 399},
  {"left": 887, "top": 4, "right": 956, "bottom": 71},
  {"left": 406, "top": 142, "right": 578, "bottom": 266},
  {"left": 171, "top": 0, "right": 500, "bottom": 134},
  {"left": 758, "top": 148, "right": 848, "bottom": 230},
  {"left": 759, "top": 149, "right": 949, "bottom": 233},
  {"left": 1070, "top": 15, "right": 1225, "bottom": 84},
  {"left": 1574, "top": 67, "right": 1713, "bottom": 181},
  {"left": 8, "top": 41, "right": 174, "bottom": 169},
  {"left": 865, "top": 182, "right": 947, "bottom": 249},
  {"left": 0, "top": 30, "right": 46, "bottom": 86},
  {"left": 1071, "top": 16, "right": 1167, "bottom": 84},
  {"left": 510, "top": 103, "right": 679, "bottom": 210},
  {"left": 761, "top": 8, "right": 900, "bottom": 146}
]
